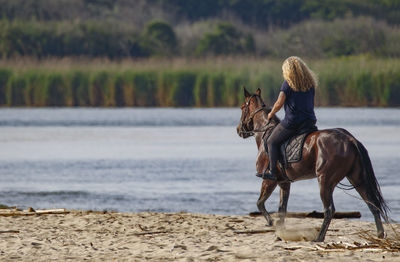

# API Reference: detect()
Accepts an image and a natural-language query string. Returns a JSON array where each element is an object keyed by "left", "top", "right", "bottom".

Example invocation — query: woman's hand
[{"left": 267, "top": 112, "right": 274, "bottom": 121}]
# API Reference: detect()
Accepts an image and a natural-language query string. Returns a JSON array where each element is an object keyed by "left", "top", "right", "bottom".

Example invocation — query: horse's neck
[
  {"left": 254, "top": 113, "right": 270, "bottom": 149},
  {"left": 255, "top": 132, "right": 264, "bottom": 150}
]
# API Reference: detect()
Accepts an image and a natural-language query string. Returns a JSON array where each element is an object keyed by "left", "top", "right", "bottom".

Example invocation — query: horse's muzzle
[{"left": 237, "top": 124, "right": 252, "bottom": 139}]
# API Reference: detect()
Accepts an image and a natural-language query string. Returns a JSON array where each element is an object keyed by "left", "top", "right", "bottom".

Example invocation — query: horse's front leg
[
  {"left": 257, "top": 180, "right": 278, "bottom": 226},
  {"left": 277, "top": 182, "right": 291, "bottom": 226}
]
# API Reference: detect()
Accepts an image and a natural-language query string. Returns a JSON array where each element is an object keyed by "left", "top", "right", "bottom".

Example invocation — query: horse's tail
[{"left": 353, "top": 138, "right": 390, "bottom": 222}]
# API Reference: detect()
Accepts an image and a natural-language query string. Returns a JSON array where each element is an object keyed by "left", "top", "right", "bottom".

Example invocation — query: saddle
[{"left": 264, "top": 121, "right": 318, "bottom": 169}]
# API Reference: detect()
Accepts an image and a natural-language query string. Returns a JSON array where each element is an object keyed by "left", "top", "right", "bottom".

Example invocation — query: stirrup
[{"left": 261, "top": 170, "right": 277, "bottom": 181}]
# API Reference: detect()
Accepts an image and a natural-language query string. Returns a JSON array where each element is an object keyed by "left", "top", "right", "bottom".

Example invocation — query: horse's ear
[
  {"left": 256, "top": 88, "right": 261, "bottom": 96},
  {"left": 243, "top": 86, "right": 250, "bottom": 98}
]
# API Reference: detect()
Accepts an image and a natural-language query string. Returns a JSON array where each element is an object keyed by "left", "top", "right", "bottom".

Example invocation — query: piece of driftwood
[
  {"left": 234, "top": 229, "right": 275, "bottom": 234},
  {"left": 133, "top": 231, "right": 170, "bottom": 236},
  {"left": 0, "top": 208, "right": 69, "bottom": 217},
  {"left": 249, "top": 211, "right": 361, "bottom": 219},
  {"left": 0, "top": 230, "right": 19, "bottom": 234},
  {"left": 314, "top": 242, "right": 397, "bottom": 252}
]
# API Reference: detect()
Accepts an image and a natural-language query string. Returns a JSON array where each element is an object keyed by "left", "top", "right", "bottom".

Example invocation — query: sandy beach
[{"left": 0, "top": 210, "right": 399, "bottom": 261}]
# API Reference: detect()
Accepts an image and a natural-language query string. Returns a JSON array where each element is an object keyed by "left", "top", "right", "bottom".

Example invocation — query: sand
[{"left": 0, "top": 210, "right": 399, "bottom": 261}]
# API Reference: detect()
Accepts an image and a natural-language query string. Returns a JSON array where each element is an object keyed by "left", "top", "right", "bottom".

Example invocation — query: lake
[{"left": 0, "top": 108, "right": 399, "bottom": 222}]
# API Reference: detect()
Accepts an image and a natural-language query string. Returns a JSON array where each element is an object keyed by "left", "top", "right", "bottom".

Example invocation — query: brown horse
[{"left": 237, "top": 88, "right": 389, "bottom": 242}]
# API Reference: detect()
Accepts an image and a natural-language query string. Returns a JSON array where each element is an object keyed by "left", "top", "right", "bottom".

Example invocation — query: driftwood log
[
  {"left": 249, "top": 210, "right": 361, "bottom": 219},
  {"left": 0, "top": 208, "right": 69, "bottom": 217},
  {"left": 133, "top": 231, "right": 171, "bottom": 236},
  {"left": 234, "top": 229, "right": 275, "bottom": 234},
  {"left": 0, "top": 230, "right": 20, "bottom": 234}
]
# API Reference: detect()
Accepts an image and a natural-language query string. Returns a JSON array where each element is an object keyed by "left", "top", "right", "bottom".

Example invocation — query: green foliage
[
  {"left": 69, "top": 71, "right": 90, "bottom": 106},
  {"left": 0, "top": 57, "right": 399, "bottom": 107},
  {"left": 252, "top": 73, "right": 281, "bottom": 106},
  {"left": 316, "top": 73, "right": 344, "bottom": 106},
  {"left": 113, "top": 74, "right": 125, "bottom": 107},
  {"left": 302, "top": 0, "right": 349, "bottom": 21},
  {"left": 224, "top": 73, "right": 250, "bottom": 107},
  {"left": 0, "top": 20, "right": 143, "bottom": 58},
  {"left": 385, "top": 73, "right": 400, "bottom": 106},
  {"left": 84, "top": 0, "right": 115, "bottom": 9},
  {"left": 169, "top": 72, "right": 196, "bottom": 107},
  {"left": 141, "top": 21, "right": 178, "bottom": 57},
  {"left": 207, "top": 73, "right": 225, "bottom": 107},
  {"left": 0, "top": 14, "right": 398, "bottom": 58},
  {"left": 157, "top": 72, "right": 176, "bottom": 107},
  {"left": 119, "top": 72, "right": 135, "bottom": 106},
  {"left": 155, "top": 0, "right": 400, "bottom": 28},
  {"left": 24, "top": 72, "right": 47, "bottom": 106},
  {"left": 263, "top": 17, "right": 394, "bottom": 58},
  {"left": 89, "top": 71, "right": 112, "bottom": 106},
  {"left": 193, "top": 73, "right": 209, "bottom": 107},
  {"left": 196, "top": 23, "right": 254, "bottom": 56},
  {"left": 132, "top": 72, "right": 158, "bottom": 106},
  {"left": 45, "top": 73, "right": 67, "bottom": 106},
  {"left": 6, "top": 74, "right": 27, "bottom": 106},
  {"left": 1, "top": 0, "right": 399, "bottom": 25},
  {"left": 0, "top": 69, "right": 12, "bottom": 105}
]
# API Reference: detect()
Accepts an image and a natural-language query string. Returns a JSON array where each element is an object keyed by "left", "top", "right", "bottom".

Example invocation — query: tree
[
  {"left": 196, "top": 22, "right": 255, "bottom": 56},
  {"left": 141, "top": 20, "right": 178, "bottom": 56}
]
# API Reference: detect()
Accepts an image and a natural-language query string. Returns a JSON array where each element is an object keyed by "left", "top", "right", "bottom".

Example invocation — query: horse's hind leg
[
  {"left": 277, "top": 182, "right": 291, "bottom": 226},
  {"left": 347, "top": 173, "right": 385, "bottom": 238},
  {"left": 315, "top": 180, "right": 336, "bottom": 242},
  {"left": 365, "top": 194, "right": 385, "bottom": 238},
  {"left": 257, "top": 180, "right": 277, "bottom": 226}
]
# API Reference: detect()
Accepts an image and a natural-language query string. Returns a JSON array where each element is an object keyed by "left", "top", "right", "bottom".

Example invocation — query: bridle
[{"left": 239, "top": 94, "right": 273, "bottom": 136}]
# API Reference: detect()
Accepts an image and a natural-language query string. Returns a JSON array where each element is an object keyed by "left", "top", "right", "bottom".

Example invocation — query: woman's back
[{"left": 280, "top": 80, "right": 316, "bottom": 129}]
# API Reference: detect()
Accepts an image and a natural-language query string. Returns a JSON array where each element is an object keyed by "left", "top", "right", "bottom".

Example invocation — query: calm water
[{"left": 0, "top": 108, "right": 399, "bottom": 222}]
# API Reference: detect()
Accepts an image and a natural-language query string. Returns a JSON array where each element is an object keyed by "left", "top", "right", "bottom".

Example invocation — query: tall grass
[
  {"left": 0, "top": 56, "right": 399, "bottom": 107},
  {"left": 69, "top": 71, "right": 90, "bottom": 106},
  {"left": 0, "top": 69, "right": 12, "bottom": 105}
]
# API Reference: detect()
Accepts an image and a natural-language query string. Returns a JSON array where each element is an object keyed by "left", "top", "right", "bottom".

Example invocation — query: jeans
[{"left": 266, "top": 123, "right": 297, "bottom": 173}]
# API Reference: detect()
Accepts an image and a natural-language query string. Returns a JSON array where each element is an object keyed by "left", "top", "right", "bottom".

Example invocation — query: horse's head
[{"left": 237, "top": 87, "right": 266, "bottom": 139}]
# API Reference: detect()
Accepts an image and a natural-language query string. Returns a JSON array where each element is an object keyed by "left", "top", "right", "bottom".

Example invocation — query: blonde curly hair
[{"left": 282, "top": 56, "right": 318, "bottom": 92}]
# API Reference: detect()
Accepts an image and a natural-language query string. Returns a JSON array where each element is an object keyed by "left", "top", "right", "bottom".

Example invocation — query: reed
[
  {"left": 45, "top": 73, "right": 68, "bottom": 106},
  {"left": 24, "top": 71, "right": 47, "bottom": 106},
  {"left": 0, "top": 56, "right": 399, "bottom": 107},
  {"left": 69, "top": 71, "right": 90, "bottom": 107},
  {"left": 193, "top": 73, "right": 209, "bottom": 107},
  {"left": 0, "top": 69, "right": 12, "bottom": 105},
  {"left": 6, "top": 74, "right": 27, "bottom": 106},
  {"left": 157, "top": 71, "right": 175, "bottom": 107},
  {"left": 89, "top": 71, "right": 114, "bottom": 107},
  {"left": 169, "top": 71, "right": 197, "bottom": 107}
]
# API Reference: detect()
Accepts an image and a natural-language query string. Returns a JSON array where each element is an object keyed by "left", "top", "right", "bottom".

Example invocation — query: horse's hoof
[
  {"left": 265, "top": 220, "right": 273, "bottom": 227},
  {"left": 378, "top": 231, "right": 386, "bottom": 239},
  {"left": 312, "top": 238, "right": 324, "bottom": 243}
]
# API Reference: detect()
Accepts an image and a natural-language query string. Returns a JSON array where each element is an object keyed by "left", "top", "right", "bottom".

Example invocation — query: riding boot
[
  {"left": 255, "top": 168, "right": 277, "bottom": 179},
  {"left": 261, "top": 169, "right": 277, "bottom": 181}
]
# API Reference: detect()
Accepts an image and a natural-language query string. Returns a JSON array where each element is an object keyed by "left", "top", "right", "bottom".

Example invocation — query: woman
[{"left": 262, "top": 56, "right": 318, "bottom": 181}]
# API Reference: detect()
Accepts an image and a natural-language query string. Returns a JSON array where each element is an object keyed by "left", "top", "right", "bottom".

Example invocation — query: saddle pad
[
  {"left": 282, "top": 132, "right": 309, "bottom": 164},
  {"left": 263, "top": 130, "right": 315, "bottom": 168}
]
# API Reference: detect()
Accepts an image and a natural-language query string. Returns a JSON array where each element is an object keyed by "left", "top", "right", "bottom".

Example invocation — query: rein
[{"left": 240, "top": 95, "right": 274, "bottom": 135}]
